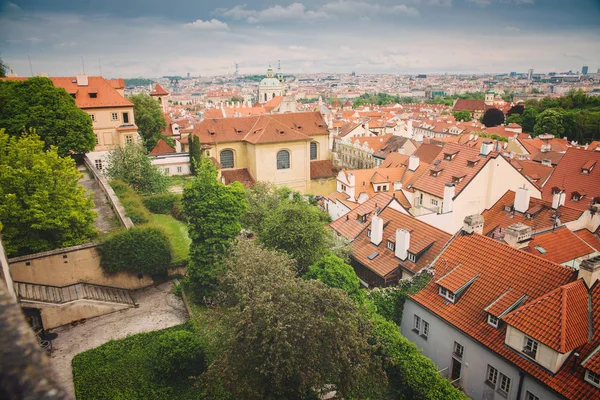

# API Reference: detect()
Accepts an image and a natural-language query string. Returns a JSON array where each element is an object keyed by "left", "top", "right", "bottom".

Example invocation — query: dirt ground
[
  {"left": 48, "top": 282, "right": 188, "bottom": 398},
  {"left": 78, "top": 165, "right": 117, "bottom": 234}
]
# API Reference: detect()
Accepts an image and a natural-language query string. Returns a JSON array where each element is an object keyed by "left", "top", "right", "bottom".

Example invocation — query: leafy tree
[
  {"left": 129, "top": 93, "right": 167, "bottom": 151},
  {"left": 229, "top": 95, "right": 244, "bottom": 103},
  {"left": 0, "top": 77, "right": 95, "bottom": 156},
  {"left": 259, "top": 200, "right": 330, "bottom": 274},
  {"left": 189, "top": 135, "right": 202, "bottom": 175},
  {"left": 521, "top": 106, "right": 539, "bottom": 132},
  {"left": 305, "top": 253, "right": 361, "bottom": 299},
  {"left": 205, "top": 240, "right": 385, "bottom": 400},
  {"left": 105, "top": 143, "right": 169, "bottom": 195},
  {"left": 453, "top": 110, "right": 471, "bottom": 122},
  {"left": 505, "top": 114, "right": 522, "bottom": 125},
  {"left": 533, "top": 109, "right": 565, "bottom": 137},
  {"left": 507, "top": 104, "right": 525, "bottom": 116},
  {"left": 153, "top": 330, "right": 206, "bottom": 379},
  {"left": 182, "top": 157, "right": 246, "bottom": 297},
  {"left": 481, "top": 107, "right": 505, "bottom": 127},
  {"left": 240, "top": 182, "right": 299, "bottom": 234},
  {"left": 0, "top": 58, "right": 6, "bottom": 77},
  {"left": 0, "top": 131, "right": 96, "bottom": 257}
]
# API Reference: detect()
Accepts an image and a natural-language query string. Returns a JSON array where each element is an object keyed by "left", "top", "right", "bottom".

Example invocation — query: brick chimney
[
  {"left": 408, "top": 155, "right": 420, "bottom": 172},
  {"left": 395, "top": 229, "right": 410, "bottom": 260},
  {"left": 514, "top": 186, "right": 531, "bottom": 213},
  {"left": 463, "top": 214, "right": 484, "bottom": 235},
  {"left": 370, "top": 215, "right": 384, "bottom": 245},
  {"left": 504, "top": 223, "right": 532, "bottom": 249},
  {"left": 442, "top": 183, "right": 455, "bottom": 214},
  {"left": 578, "top": 256, "right": 600, "bottom": 288}
]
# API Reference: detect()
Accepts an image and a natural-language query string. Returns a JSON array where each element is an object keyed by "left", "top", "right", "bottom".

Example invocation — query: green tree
[
  {"left": 259, "top": 200, "right": 330, "bottom": 274},
  {"left": 229, "top": 95, "right": 244, "bottom": 103},
  {"left": 505, "top": 114, "right": 522, "bottom": 125},
  {"left": 482, "top": 107, "right": 505, "bottom": 127},
  {"left": 129, "top": 93, "right": 167, "bottom": 151},
  {"left": 0, "top": 131, "right": 96, "bottom": 257},
  {"left": 189, "top": 135, "right": 202, "bottom": 175},
  {"left": 0, "top": 58, "right": 6, "bottom": 77},
  {"left": 521, "top": 106, "right": 539, "bottom": 132},
  {"left": 453, "top": 110, "right": 471, "bottom": 122},
  {"left": 105, "top": 143, "right": 169, "bottom": 195},
  {"left": 0, "top": 77, "right": 95, "bottom": 156},
  {"left": 305, "top": 253, "right": 361, "bottom": 299},
  {"left": 182, "top": 157, "right": 246, "bottom": 297},
  {"left": 533, "top": 109, "right": 565, "bottom": 137},
  {"left": 205, "top": 240, "right": 385, "bottom": 400},
  {"left": 241, "top": 182, "right": 298, "bottom": 234}
]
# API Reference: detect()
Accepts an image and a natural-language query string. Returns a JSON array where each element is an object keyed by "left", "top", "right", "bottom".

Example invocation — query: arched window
[
  {"left": 277, "top": 150, "right": 290, "bottom": 170},
  {"left": 220, "top": 149, "right": 234, "bottom": 169},
  {"left": 310, "top": 142, "right": 318, "bottom": 160}
]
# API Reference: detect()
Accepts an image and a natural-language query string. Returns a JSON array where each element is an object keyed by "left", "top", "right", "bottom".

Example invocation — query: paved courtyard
[{"left": 48, "top": 282, "right": 188, "bottom": 398}]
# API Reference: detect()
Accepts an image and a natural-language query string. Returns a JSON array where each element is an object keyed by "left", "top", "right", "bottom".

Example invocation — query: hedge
[
  {"left": 110, "top": 180, "right": 152, "bottom": 224},
  {"left": 142, "top": 193, "right": 181, "bottom": 215},
  {"left": 171, "top": 198, "right": 186, "bottom": 221},
  {"left": 72, "top": 323, "right": 206, "bottom": 400},
  {"left": 99, "top": 225, "right": 172, "bottom": 274}
]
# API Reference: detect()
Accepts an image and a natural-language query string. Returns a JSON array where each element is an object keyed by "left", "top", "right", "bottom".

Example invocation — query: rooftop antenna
[
  {"left": 278, "top": 59, "right": 281, "bottom": 71},
  {"left": 27, "top": 54, "right": 33, "bottom": 76},
  {"left": 81, "top": 55, "right": 85, "bottom": 74}
]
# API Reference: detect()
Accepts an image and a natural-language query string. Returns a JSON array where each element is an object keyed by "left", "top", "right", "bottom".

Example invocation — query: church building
[{"left": 258, "top": 63, "right": 285, "bottom": 103}]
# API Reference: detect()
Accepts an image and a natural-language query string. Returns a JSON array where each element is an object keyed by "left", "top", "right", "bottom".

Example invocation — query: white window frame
[
  {"left": 408, "top": 252, "right": 416, "bottom": 262},
  {"left": 486, "top": 364, "right": 498, "bottom": 387},
  {"left": 310, "top": 141, "right": 318, "bottom": 161},
  {"left": 585, "top": 370, "right": 600, "bottom": 388},
  {"left": 413, "top": 315, "right": 421, "bottom": 333},
  {"left": 386, "top": 241, "right": 395, "bottom": 251},
  {"left": 111, "top": 112, "right": 119, "bottom": 121},
  {"left": 163, "top": 167, "right": 170, "bottom": 175},
  {"left": 453, "top": 342, "right": 464, "bottom": 359},
  {"left": 367, "top": 229, "right": 371, "bottom": 238},
  {"left": 341, "top": 184, "right": 347, "bottom": 192},
  {"left": 523, "top": 336, "right": 539, "bottom": 359},
  {"left": 525, "top": 391, "right": 540, "bottom": 400},
  {"left": 431, "top": 198, "right": 438, "bottom": 206},
  {"left": 488, "top": 314, "right": 499, "bottom": 328},
  {"left": 95, "top": 135, "right": 99, "bottom": 145},
  {"left": 421, "top": 320, "right": 429, "bottom": 339},
  {"left": 438, "top": 286, "right": 455, "bottom": 303},
  {"left": 498, "top": 373, "right": 511, "bottom": 396}
]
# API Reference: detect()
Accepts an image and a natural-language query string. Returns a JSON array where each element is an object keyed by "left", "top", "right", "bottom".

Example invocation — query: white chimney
[
  {"left": 514, "top": 186, "right": 530, "bottom": 213},
  {"left": 442, "top": 183, "right": 455, "bottom": 213},
  {"left": 551, "top": 189, "right": 565, "bottom": 209},
  {"left": 76, "top": 73, "right": 88, "bottom": 86},
  {"left": 347, "top": 172, "right": 356, "bottom": 187},
  {"left": 370, "top": 215, "right": 384, "bottom": 245},
  {"left": 480, "top": 140, "right": 493, "bottom": 156},
  {"left": 588, "top": 204, "right": 600, "bottom": 233},
  {"left": 408, "top": 155, "right": 420, "bottom": 172},
  {"left": 578, "top": 256, "right": 600, "bottom": 288},
  {"left": 395, "top": 229, "right": 410, "bottom": 260},
  {"left": 504, "top": 223, "right": 532, "bottom": 249},
  {"left": 463, "top": 214, "right": 484, "bottom": 235}
]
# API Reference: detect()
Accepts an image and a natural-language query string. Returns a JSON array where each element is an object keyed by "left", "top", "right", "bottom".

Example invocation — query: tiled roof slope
[
  {"left": 509, "top": 159, "right": 553, "bottom": 188},
  {"left": 352, "top": 205, "right": 452, "bottom": 277},
  {"left": 310, "top": 160, "right": 337, "bottom": 180},
  {"left": 575, "top": 229, "right": 600, "bottom": 252},
  {"left": 412, "top": 142, "right": 444, "bottom": 164},
  {"left": 380, "top": 152, "right": 409, "bottom": 168},
  {"left": 481, "top": 190, "right": 584, "bottom": 236},
  {"left": 220, "top": 168, "right": 255, "bottom": 188},
  {"left": 329, "top": 193, "right": 392, "bottom": 240},
  {"left": 523, "top": 227, "right": 596, "bottom": 264},
  {"left": 542, "top": 147, "right": 600, "bottom": 211},
  {"left": 503, "top": 280, "right": 589, "bottom": 353},
  {"left": 149, "top": 138, "right": 175, "bottom": 155},
  {"left": 150, "top": 84, "right": 169, "bottom": 96},
  {"left": 452, "top": 99, "right": 490, "bottom": 112}
]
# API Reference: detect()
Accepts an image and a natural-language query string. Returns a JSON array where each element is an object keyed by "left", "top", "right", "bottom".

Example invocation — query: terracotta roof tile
[
  {"left": 485, "top": 289, "right": 527, "bottom": 318},
  {"left": 412, "top": 143, "right": 444, "bottom": 164},
  {"left": 310, "top": 160, "right": 337, "bottom": 180},
  {"left": 150, "top": 84, "right": 169, "bottom": 96},
  {"left": 523, "top": 227, "right": 596, "bottom": 264},
  {"left": 149, "top": 138, "right": 175, "bottom": 155},
  {"left": 220, "top": 168, "right": 255, "bottom": 188},
  {"left": 329, "top": 193, "right": 392, "bottom": 240},
  {"left": 575, "top": 229, "right": 600, "bottom": 252}
]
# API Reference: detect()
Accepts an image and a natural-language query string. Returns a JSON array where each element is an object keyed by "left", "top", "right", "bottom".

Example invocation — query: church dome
[{"left": 260, "top": 77, "right": 284, "bottom": 87}]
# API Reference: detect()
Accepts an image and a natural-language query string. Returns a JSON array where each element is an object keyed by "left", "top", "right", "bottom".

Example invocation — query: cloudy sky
[{"left": 1, "top": 0, "right": 599, "bottom": 77}]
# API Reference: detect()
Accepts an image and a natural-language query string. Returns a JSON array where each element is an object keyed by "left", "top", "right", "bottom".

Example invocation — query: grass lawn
[{"left": 149, "top": 213, "right": 191, "bottom": 263}]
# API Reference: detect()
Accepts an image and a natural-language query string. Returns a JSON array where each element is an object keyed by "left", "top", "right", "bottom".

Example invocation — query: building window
[
  {"left": 486, "top": 365, "right": 498, "bottom": 387},
  {"left": 341, "top": 184, "right": 347, "bottom": 191},
  {"left": 220, "top": 149, "right": 234, "bottom": 169},
  {"left": 125, "top": 135, "right": 133, "bottom": 144},
  {"left": 438, "top": 286, "right": 455, "bottom": 303},
  {"left": 90, "top": 113, "right": 96, "bottom": 122},
  {"left": 408, "top": 252, "right": 416, "bottom": 262},
  {"left": 525, "top": 391, "right": 540, "bottom": 400},
  {"left": 367, "top": 229, "right": 371, "bottom": 238},
  {"left": 413, "top": 315, "right": 421, "bottom": 333},
  {"left": 453, "top": 342, "right": 464, "bottom": 359},
  {"left": 431, "top": 198, "right": 438, "bottom": 206},
  {"left": 523, "top": 336, "right": 539, "bottom": 359},
  {"left": 498, "top": 373, "right": 511, "bottom": 396},
  {"left": 95, "top": 135, "right": 99, "bottom": 145},
  {"left": 94, "top": 159, "right": 103, "bottom": 170},
  {"left": 122, "top": 112, "right": 129, "bottom": 124},
  {"left": 310, "top": 142, "right": 318, "bottom": 160},
  {"left": 163, "top": 167, "right": 170, "bottom": 175},
  {"left": 111, "top": 112, "right": 119, "bottom": 121},
  {"left": 585, "top": 370, "right": 600, "bottom": 388},
  {"left": 422, "top": 320, "right": 429, "bottom": 339},
  {"left": 177, "top": 166, "right": 182, "bottom": 173},
  {"left": 277, "top": 150, "right": 290, "bottom": 169},
  {"left": 488, "top": 314, "right": 499, "bottom": 328},
  {"left": 387, "top": 241, "right": 395, "bottom": 251}
]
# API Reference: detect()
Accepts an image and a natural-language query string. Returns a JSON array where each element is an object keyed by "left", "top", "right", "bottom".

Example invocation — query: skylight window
[
  {"left": 534, "top": 246, "right": 547, "bottom": 254},
  {"left": 367, "top": 251, "right": 379, "bottom": 260}
]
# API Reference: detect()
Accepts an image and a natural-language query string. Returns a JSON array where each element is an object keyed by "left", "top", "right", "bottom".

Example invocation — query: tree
[
  {"left": 129, "top": 93, "right": 167, "bottom": 151},
  {"left": 0, "top": 131, "right": 96, "bottom": 257},
  {"left": 205, "top": 240, "right": 385, "bottom": 400},
  {"left": 505, "top": 114, "right": 522, "bottom": 125},
  {"left": 259, "top": 201, "right": 330, "bottom": 274},
  {"left": 0, "top": 58, "right": 6, "bottom": 77},
  {"left": 481, "top": 107, "right": 505, "bottom": 127},
  {"left": 105, "top": 143, "right": 169, "bottom": 195},
  {"left": 241, "top": 182, "right": 299, "bottom": 234},
  {"left": 189, "top": 135, "right": 202, "bottom": 175},
  {"left": 521, "top": 106, "right": 539, "bottom": 132},
  {"left": 305, "top": 253, "right": 361, "bottom": 299},
  {"left": 229, "top": 95, "right": 244, "bottom": 103},
  {"left": 182, "top": 157, "right": 246, "bottom": 297},
  {"left": 533, "top": 109, "right": 565, "bottom": 137},
  {"left": 507, "top": 104, "right": 525, "bottom": 116},
  {"left": 0, "top": 77, "right": 95, "bottom": 156},
  {"left": 453, "top": 110, "right": 471, "bottom": 122}
]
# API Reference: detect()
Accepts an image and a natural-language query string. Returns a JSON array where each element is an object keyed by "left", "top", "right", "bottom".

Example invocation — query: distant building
[
  {"left": 582, "top": 66, "right": 589, "bottom": 75},
  {"left": 528, "top": 69, "right": 534, "bottom": 80},
  {"left": 258, "top": 64, "right": 285, "bottom": 103}
]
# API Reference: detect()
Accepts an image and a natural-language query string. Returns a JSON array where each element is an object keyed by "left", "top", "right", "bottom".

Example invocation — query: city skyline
[{"left": 1, "top": 0, "right": 599, "bottom": 77}]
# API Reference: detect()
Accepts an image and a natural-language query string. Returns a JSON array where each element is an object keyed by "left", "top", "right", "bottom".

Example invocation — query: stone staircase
[{"left": 13, "top": 282, "right": 135, "bottom": 306}]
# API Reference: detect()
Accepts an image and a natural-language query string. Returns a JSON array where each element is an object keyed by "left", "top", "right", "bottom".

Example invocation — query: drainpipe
[{"left": 516, "top": 370, "right": 525, "bottom": 400}]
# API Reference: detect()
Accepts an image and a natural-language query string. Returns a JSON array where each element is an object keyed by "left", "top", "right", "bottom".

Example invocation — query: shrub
[
  {"left": 142, "top": 193, "right": 181, "bottom": 214},
  {"left": 153, "top": 330, "right": 206, "bottom": 379},
  {"left": 99, "top": 225, "right": 172, "bottom": 274},
  {"left": 110, "top": 180, "right": 151, "bottom": 224},
  {"left": 171, "top": 198, "right": 186, "bottom": 221}
]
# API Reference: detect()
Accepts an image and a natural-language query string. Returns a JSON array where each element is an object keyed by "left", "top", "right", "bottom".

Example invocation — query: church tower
[{"left": 258, "top": 63, "right": 285, "bottom": 104}]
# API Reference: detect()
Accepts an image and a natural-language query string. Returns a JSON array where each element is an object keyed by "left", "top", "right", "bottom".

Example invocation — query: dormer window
[
  {"left": 408, "top": 252, "right": 416, "bottom": 262},
  {"left": 585, "top": 370, "right": 600, "bottom": 388},
  {"left": 443, "top": 151, "right": 458, "bottom": 161},
  {"left": 452, "top": 175, "right": 465, "bottom": 184},
  {"left": 572, "top": 192, "right": 584, "bottom": 202},
  {"left": 467, "top": 159, "right": 479, "bottom": 168},
  {"left": 438, "top": 286, "right": 455, "bottom": 303},
  {"left": 582, "top": 161, "right": 596, "bottom": 175},
  {"left": 386, "top": 241, "right": 395, "bottom": 251},
  {"left": 487, "top": 314, "right": 499, "bottom": 328},
  {"left": 522, "top": 336, "right": 539, "bottom": 359}
]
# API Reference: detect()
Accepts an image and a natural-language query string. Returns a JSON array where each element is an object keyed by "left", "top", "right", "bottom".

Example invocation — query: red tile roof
[
  {"left": 380, "top": 152, "right": 409, "bottom": 168},
  {"left": 149, "top": 138, "right": 175, "bottom": 155},
  {"left": 452, "top": 99, "right": 491, "bottom": 112},
  {"left": 574, "top": 229, "right": 600, "bottom": 252},
  {"left": 523, "top": 227, "right": 597, "bottom": 264},
  {"left": 150, "top": 84, "right": 169, "bottom": 96},
  {"left": 542, "top": 148, "right": 600, "bottom": 211},
  {"left": 310, "top": 160, "right": 337, "bottom": 180},
  {"left": 220, "top": 168, "right": 255, "bottom": 188},
  {"left": 509, "top": 159, "right": 553, "bottom": 188},
  {"left": 412, "top": 143, "right": 444, "bottom": 164},
  {"left": 328, "top": 193, "right": 392, "bottom": 240}
]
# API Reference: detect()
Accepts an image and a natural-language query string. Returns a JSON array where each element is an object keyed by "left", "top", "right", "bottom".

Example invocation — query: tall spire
[{"left": 278, "top": 60, "right": 281, "bottom": 71}]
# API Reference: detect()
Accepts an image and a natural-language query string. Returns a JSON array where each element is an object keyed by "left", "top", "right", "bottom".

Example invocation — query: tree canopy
[
  {"left": 128, "top": 93, "right": 167, "bottom": 151},
  {"left": 0, "top": 58, "right": 6, "bottom": 78},
  {"left": 0, "top": 130, "right": 96, "bottom": 257},
  {"left": 305, "top": 253, "right": 361, "bottom": 299},
  {"left": 533, "top": 109, "right": 565, "bottom": 137},
  {"left": 105, "top": 143, "right": 169, "bottom": 195},
  {"left": 182, "top": 157, "right": 246, "bottom": 297},
  {"left": 0, "top": 77, "right": 96, "bottom": 156},
  {"left": 481, "top": 107, "right": 505, "bottom": 127},
  {"left": 452, "top": 110, "right": 471, "bottom": 122}
]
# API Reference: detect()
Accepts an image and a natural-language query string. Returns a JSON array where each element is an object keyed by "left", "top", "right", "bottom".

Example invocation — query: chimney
[
  {"left": 514, "top": 186, "right": 531, "bottom": 213},
  {"left": 395, "top": 229, "right": 410, "bottom": 260},
  {"left": 408, "top": 155, "right": 420, "bottom": 172},
  {"left": 504, "top": 223, "right": 532, "bottom": 249},
  {"left": 463, "top": 214, "right": 484, "bottom": 235},
  {"left": 552, "top": 189, "right": 565, "bottom": 209},
  {"left": 76, "top": 73, "right": 88, "bottom": 86},
  {"left": 442, "top": 183, "right": 455, "bottom": 214},
  {"left": 578, "top": 256, "right": 600, "bottom": 288},
  {"left": 370, "top": 215, "right": 384, "bottom": 246},
  {"left": 480, "top": 140, "right": 493, "bottom": 156},
  {"left": 588, "top": 203, "right": 600, "bottom": 233}
]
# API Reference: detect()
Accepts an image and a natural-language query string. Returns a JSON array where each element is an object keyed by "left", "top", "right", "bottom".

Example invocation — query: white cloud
[
  {"left": 321, "top": 1, "right": 420, "bottom": 17},
  {"left": 183, "top": 18, "right": 229, "bottom": 30},
  {"left": 246, "top": 3, "right": 328, "bottom": 24},
  {"left": 213, "top": 5, "right": 255, "bottom": 20},
  {"left": 504, "top": 25, "right": 520, "bottom": 32}
]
